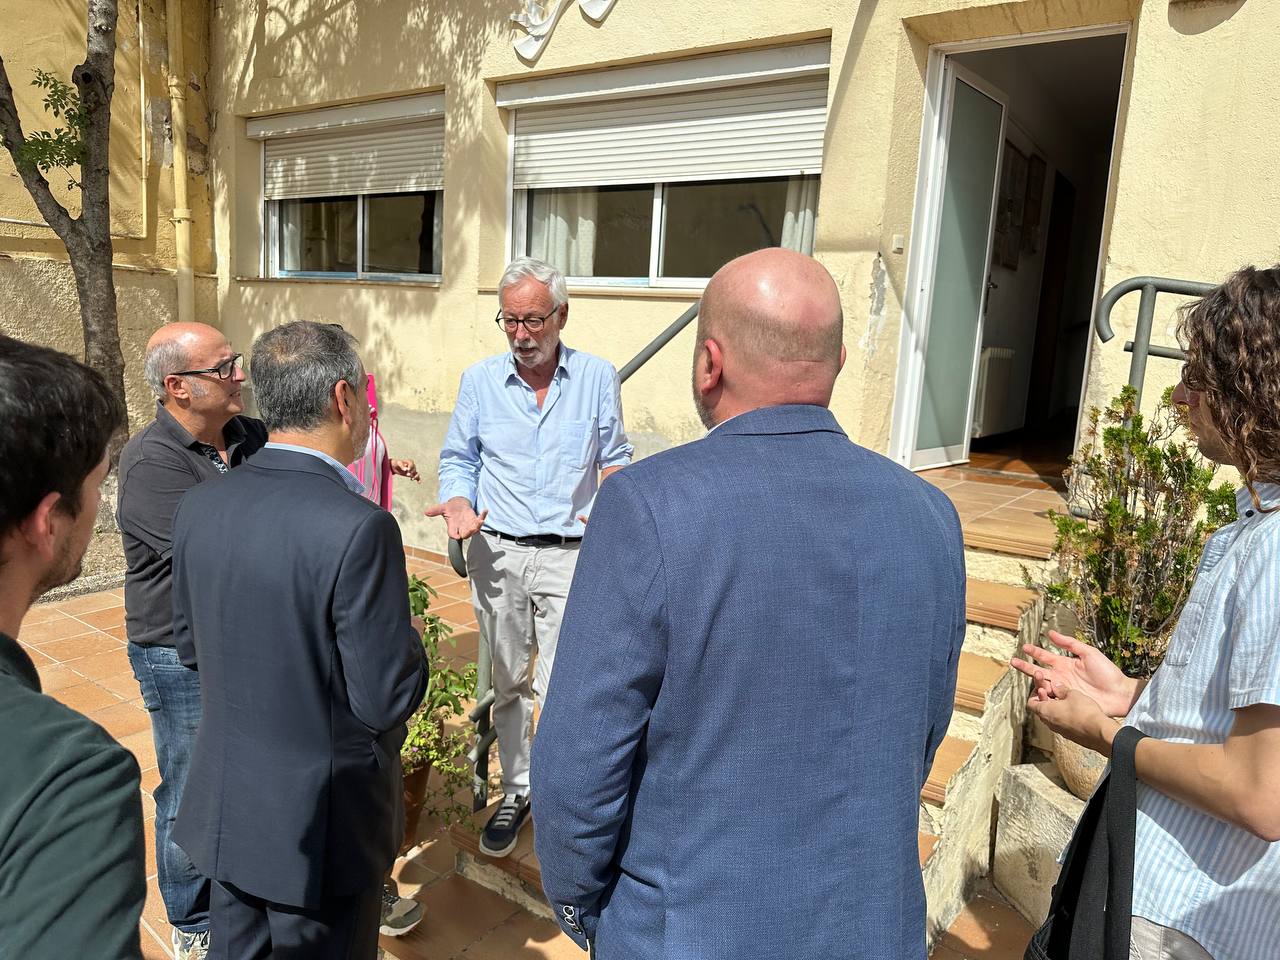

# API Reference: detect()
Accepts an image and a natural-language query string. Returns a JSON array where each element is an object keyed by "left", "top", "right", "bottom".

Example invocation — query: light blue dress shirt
[
  {"left": 438, "top": 345, "right": 633, "bottom": 537},
  {"left": 1128, "top": 482, "right": 1280, "bottom": 960},
  {"left": 264, "top": 441, "right": 366, "bottom": 495}
]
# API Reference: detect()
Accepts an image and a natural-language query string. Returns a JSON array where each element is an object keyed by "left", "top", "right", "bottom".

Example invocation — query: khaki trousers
[
  {"left": 467, "top": 531, "right": 581, "bottom": 796},
  {"left": 1130, "top": 917, "right": 1215, "bottom": 960}
]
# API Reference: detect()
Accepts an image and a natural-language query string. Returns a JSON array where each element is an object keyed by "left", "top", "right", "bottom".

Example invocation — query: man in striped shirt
[{"left": 1014, "top": 265, "right": 1280, "bottom": 960}]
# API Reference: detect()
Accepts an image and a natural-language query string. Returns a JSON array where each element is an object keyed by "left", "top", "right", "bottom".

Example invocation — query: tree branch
[
  {"left": 75, "top": 0, "right": 119, "bottom": 241},
  {"left": 0, "top": 51, "right": 75, "bottom": 237}
]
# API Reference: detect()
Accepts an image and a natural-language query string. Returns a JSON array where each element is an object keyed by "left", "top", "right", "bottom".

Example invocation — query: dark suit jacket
[
  {"left": 170, "top": 447, "right": 428, "bottom": 909},
  {"left": 532, "top": 405, "right": 966, "bottom": 959}
]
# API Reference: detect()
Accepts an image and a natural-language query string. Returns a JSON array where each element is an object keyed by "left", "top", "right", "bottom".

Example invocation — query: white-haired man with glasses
[
  {"left": 429, "top": 257, "right": 633, "bottom": 857},
  {"left": 117, "top": 322, "right": 266, "bottom": 960}
]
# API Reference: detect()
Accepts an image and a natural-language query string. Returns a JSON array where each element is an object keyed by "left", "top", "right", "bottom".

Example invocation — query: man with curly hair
[{"left": 1014, "top": 265, "right": 1280, "bottom": 960}]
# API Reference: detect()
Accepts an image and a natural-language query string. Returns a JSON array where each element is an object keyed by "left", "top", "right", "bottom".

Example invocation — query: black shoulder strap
[{"left": 1103, "top": 726, "right": 1148, "bottom": 960}]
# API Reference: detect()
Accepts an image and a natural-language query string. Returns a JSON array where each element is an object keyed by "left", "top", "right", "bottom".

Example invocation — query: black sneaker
[
  {"left": 379, "top": 883, "right": 424, "bottom": 937},
  {"left": 478, "top": 793, "right": 531, "bottom": 858}
]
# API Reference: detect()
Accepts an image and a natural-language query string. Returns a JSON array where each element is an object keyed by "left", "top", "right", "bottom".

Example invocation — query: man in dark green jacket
[{"left": 0, "top": 335, "right": 145, "bottom": 960}]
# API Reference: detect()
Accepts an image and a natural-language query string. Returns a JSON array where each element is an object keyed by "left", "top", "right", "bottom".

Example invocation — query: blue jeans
[{"left": 127, "top": 642, "right": 210, "bottom": 934}]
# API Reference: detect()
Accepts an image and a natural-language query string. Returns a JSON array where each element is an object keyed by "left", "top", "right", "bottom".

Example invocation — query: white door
[{"left": 908, "top": 63, "right": 1008, "bottom": 469}]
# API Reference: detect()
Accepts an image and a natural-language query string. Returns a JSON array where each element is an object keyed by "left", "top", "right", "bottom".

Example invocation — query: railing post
[
  {"left": 471, "top": 630, "right": 493, "bottom": 811},
  {"left": 1128, "top": 283, "right": 1158, "bottom": 409}
]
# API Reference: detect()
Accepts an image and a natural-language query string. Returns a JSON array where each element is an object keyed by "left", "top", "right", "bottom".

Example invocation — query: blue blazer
[
  {"left": 532, "top": 405, "right": 965, "bottom": 959},
  {"left": 170, "top": 448, "right": 428, "bottom": 909}
]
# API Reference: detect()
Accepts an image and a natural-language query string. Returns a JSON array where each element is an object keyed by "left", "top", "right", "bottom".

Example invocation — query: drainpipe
[{"left": 165, "top": 0, "right": 194, "bottom": 324}]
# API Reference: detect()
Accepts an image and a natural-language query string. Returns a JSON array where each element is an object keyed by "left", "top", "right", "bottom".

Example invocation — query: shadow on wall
[{"left": 1169, "top": 0, "right": 1249, "bottom": 35}]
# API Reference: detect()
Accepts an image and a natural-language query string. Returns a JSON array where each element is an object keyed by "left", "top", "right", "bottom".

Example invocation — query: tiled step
[
  {"left": 953, "top": 652, "right": 1009, "bottom": 714},
  {"left": 922, "top": 735, "right": 976, "bottom": 808},
  {"left": 928, "top": 887, "right": 1035, "bottom": 959},
  {"left": 964, "top": 578, "right": 1043, "bottom": 662}
]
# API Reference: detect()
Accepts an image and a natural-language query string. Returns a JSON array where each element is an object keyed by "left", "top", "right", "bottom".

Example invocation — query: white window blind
[
  {"left": 263, "top": 119, "right": 444, "bottom": 200},
  {"left": 512, "top": 76, "right": 828, "bottom": 189}
]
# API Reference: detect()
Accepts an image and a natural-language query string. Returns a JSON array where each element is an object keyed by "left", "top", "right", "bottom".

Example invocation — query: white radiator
[{"left": 971, "top": 347, "right": 1017, "bottom": 438}]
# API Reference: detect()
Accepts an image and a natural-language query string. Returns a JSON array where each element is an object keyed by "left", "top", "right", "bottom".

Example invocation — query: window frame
[{"left": 265, "top": 189, "right": 444, "bottom": 283}]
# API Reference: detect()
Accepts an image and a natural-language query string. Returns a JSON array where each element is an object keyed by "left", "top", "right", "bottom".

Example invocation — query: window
[
  {"left": 500, "top": 43, "right": 829, "bottom": 285},
  {"left": 248, "top": 94, "right": 446, "bottom": 281},
  {"left": 520, "top": 176, "right": 819, "bottom": 284}
]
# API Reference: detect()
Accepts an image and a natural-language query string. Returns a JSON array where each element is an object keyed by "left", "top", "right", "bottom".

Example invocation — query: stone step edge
[
  {"left": 963, "top": 520, "right": 1055, "bottom": 561},
  {"left": 954, "top": 651, "right": 1010, "bottom": 714}
]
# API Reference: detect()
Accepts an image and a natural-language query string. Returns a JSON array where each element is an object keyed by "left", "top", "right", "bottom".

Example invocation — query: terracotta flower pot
[
  {"left": 1052, "top": 733, "right": 1108, "bottom": 800},
  {"left": 401, "top": 765, "right": 432, "bottom": 854}
]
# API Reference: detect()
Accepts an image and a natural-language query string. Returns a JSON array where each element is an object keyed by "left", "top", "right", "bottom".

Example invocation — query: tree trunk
[{"left": 68, "top": 230, "right": 127, "bottom": 459}]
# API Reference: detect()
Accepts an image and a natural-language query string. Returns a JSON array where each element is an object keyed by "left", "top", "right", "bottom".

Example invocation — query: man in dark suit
[
  {"left": 532, "top": 249, "right": 966, "bottom": 959},
  {"left": 170, "top": 321, "right": 428, "bottom": 960}
]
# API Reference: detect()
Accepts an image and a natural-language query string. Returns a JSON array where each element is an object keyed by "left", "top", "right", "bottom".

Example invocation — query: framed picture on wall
[
  {"left": 999, "top": 142, "right": 1029, "bottom": 269},
  {"left": 1022, "top": 154, "right": 1048, "bottom": 255}
]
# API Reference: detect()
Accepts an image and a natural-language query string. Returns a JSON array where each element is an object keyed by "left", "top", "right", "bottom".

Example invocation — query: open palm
[{"left": 1011, "top": 630, "right": 1140, "bottom": 718}]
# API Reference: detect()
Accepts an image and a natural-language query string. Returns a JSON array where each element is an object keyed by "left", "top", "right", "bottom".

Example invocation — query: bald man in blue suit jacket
[{"left": 532, "top": 249, "right": 966, "bottom": 960}]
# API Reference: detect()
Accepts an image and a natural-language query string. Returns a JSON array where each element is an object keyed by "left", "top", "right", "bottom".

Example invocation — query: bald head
[
  {"left": 144, "top": 323, "right": 228, "bottom": 400},
  {"left": 692, "top": 249, "right": 844, "bottom": 427}
]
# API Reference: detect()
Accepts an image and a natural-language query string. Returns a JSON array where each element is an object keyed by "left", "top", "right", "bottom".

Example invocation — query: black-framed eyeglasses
[
  {"left": 172, "top": 354, "right": 243, "bottom": 380},
  {"left": 494, "top": 311, "right": 556, "bottom": 333}
]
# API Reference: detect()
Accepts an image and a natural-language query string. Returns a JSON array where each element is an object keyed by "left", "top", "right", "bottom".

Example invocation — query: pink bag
[{"left": 348, "top": 373, "right": 394, "bottom": 510}]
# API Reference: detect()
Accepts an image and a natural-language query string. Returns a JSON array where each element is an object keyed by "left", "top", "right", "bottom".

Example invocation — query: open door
[{"left": 910, "top": 64, "right": 1008, "bottom": 469}]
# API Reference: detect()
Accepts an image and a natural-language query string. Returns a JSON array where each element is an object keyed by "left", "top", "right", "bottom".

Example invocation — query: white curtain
[
  {"left": 278, "top": 200, "right": 303, "bottom": 271},
  {"left": 781, "top": 175, "right": 819, "bottom": 254},
  {"left": 528, "top": 188, "right": 598, "bottom": 276}
]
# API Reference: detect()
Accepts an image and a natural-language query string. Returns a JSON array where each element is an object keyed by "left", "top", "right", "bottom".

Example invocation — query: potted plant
[
  {"left": 1032, "top": 386, "right": 1235, "bottom": 797},
  {"left": 400, "top": 574, "right": 478, "bottom": 849}
]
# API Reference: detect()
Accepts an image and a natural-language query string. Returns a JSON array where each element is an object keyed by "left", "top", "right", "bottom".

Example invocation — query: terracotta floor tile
[
  {"left": 380, "top": 875, "right": 519, "bottom": 960},
  {"left": 935, "top": 891, "right": 1035, "bottom": 958},
  {"left": 37, "top": 631, "right": 121, "bottom": 663},
  {"left": 138, "top": 925, "right": 173, "bottom": 960},
  {"left": 99, "top": 671, "right": 145, "bottom": 701},
  {"left": 18, "top": 616, "right": 100, "bottom": 646},
  {"left": 68, "top": 648, "right": 134, "bottom": 681},
  {"left": 54, "top": 590, "right": 124, "bottom": 616},
  {"left": 139, "top": 765, "right": 161, "bottom": 795},
  {"left": 105, "top": 624, "right": 130, "bottom": 642},
  {"left": 21, "top": 605, "right": 70, "bottom": 627},
  {"left": 35, "top": 663, "right": 85, "bottom": 693},
  {"left": 461, "top": 909, "right": 583, "bottom": 960},
  {"left": 120, "top": 729, "right": 160, "bottom": 771},
  {"left": 143, "top": 815, "right": 157, "bottom": 882},
  {"left": 434, "top": 579, "right": 473, "bottom": 603},
  {"left": 51, "top": 680, "right": 124, "bottom": 716},
  {"left": 89, "top": 700, "right": 151, "bottom": 740},
  {"left": 434, "top": 600, "right": 476, "bottom": 626},
  {"left": 19, "top": 644, "right": 56, "bottom": 668},
  {"left": 76, "top": 605, "right": 128, "bottom": 630},
  {"left": 141, "top": 875, "right": 170, "bottom": 939}
]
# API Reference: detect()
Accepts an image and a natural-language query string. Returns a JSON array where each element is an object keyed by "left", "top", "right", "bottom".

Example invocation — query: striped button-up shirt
[
  {"left": 438, "top": 345, "right": 633, "bottom": 537},
  {"left": 1128, "top": 482, "right": 1280, "bottom": 960}
]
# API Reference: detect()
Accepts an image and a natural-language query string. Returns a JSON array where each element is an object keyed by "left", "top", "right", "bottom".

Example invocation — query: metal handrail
[
  {"left": 457, "top": 300, "right": 700, "bottom": 809},
  {"left": 1093, "top": 275, "right": 1214, "bottom": 406}
]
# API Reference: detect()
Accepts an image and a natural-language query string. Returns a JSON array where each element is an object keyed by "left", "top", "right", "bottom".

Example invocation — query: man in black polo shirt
[
  {"left": 117, "top": 322, "right": 265, "bottom": 960},
  {"left": 0, "top": 335, "right": 144, "bottom": 958}
]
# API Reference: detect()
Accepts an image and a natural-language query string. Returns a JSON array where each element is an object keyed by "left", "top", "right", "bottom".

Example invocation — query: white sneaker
[{"left": 172, "top": 928, "right": 210, "bottom": 960}]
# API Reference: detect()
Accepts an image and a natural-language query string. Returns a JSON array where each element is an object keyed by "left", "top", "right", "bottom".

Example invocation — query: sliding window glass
[{"left": 272, "top": 191, "right": 442, "bottom": 279}]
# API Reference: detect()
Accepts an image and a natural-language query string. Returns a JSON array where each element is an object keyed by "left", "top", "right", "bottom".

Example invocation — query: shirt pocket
[
  {"left": 560, "top": 418, "right": 597, "bottom": 470},
  {"left": 1163, "top": 596, "right": 1207, "bottom": 667}
]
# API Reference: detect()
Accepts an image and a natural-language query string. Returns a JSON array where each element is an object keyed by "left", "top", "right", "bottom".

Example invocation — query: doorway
[{"left": 891, "top": 28, "right": 1127, "bottom": 479}]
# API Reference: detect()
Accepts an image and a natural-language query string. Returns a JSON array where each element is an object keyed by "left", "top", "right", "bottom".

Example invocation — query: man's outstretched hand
[
  {"left": 1011, "top": 630, "right": 1142, "bottom": 719},
  {"left": 425, "top": 496, "right": 488, "bottom": 540}
]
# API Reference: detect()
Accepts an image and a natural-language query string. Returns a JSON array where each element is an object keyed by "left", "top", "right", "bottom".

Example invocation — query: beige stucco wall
[
  {"left": 197, "top": 0, "right": 1272, "bottom": 552},
  {"left": 0, "top": 0, "right": 216, "bottom": 425}
]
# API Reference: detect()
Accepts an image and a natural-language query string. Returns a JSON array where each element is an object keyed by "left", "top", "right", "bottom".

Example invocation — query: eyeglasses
[
  {"left": 171, "top": 354, "right": 243, "bottom": 380},
  {"left": 494, "top": 311, "right": 557, "bottom": 333}
]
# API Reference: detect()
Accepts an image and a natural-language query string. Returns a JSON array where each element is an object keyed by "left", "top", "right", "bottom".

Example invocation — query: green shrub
[
  {"left": 402, "top": 575, "right": 477, "bottom": 825},
  {"left": 1035, "top": 386, "right": 1236, "bottom": 678}
]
